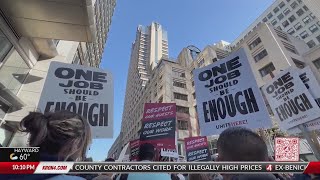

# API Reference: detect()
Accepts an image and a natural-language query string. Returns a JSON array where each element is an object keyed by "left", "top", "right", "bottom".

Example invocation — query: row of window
[
  {"left": 172, "top": 68, "right": 186, "bottom": 78},
  {"left": 286, "top": 21, "right": 319, "bottom": 40},
  {"left": 173, "top": 81, "right": 186, "bottom": 88},
  {"left": 259, "top": 57, "right": 306, "bottom": 78},
  {"left": 174, "top": 92, "right": 188, "bottom": 101},
  {"left": 238, "top": 0, "right": 306, "bottom": 46},
  {"left": 307, "top": 35, "right": 320, "bottom": 48},
  {"left": 268, "top": 0, "right": 303, "bottom": 20}
]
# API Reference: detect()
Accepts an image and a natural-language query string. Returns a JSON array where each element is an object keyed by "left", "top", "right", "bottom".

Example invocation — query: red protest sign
[
  {"left": 140, "top": 103, "right": 176, "bottom": 149},
  {"left": 184, "top": 136, "right": 211, "bottom": 162}
]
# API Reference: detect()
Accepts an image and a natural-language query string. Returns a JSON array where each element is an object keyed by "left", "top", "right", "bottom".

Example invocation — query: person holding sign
[
  {"left": 0, "top": 111, "right": 90, "bottom": 180},
  {"left": 116, "top": 143, "right": 171, "bottom": 180},
  {"left": 216, "top": 127, "right": 277, "bottom": 180}
]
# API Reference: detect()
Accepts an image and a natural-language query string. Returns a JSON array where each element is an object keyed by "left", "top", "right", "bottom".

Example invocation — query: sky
[{"left": 87, "top": 0, "right": 274, "bottom": 161}]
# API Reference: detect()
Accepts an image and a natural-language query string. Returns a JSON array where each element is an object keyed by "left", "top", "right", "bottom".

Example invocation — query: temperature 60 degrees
[{"left": 19, "top": 153, "right": 31, "bottom": 161}]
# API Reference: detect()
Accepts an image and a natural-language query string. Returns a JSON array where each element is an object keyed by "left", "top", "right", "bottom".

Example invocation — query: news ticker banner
[{"left": 0, "top": 162, "right": 319, "bottom": 174}]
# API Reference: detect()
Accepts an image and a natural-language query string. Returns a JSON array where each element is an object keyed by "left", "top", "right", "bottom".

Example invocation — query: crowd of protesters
[{"left": 0, "top": 110, "right": 319, "bottom": 180}]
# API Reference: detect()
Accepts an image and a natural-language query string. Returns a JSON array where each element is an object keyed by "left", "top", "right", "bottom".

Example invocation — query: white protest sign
[
  {"left": 122, "top": 155, "right": 130, "bottom": 162},
  {"left": 160, "top": 148, "right": 179, "bottom": 158},
  {"left": 262, "top": 67, "right": 320, "bottom": 130},
  {"left": 194, "top": 48, "right": 271, "bottom": 135},
  {"left": 38, "top": 61, "right": 113, "bottom": 138},
  {"left": 287, "top": 66, "right": 320, "bottom": 134}
]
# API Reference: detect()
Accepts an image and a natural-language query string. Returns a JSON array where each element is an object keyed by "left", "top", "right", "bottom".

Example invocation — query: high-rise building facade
[
  {"left": 0, "top": 0, "right": 116, "bottom": 146},
  {"left": 121, "top": 22, "right": 168, "bottom": 146},
  {"left": 110, "top": 22, "right": 230, "bottom": 157},
  {"left": 233, "top": 0, "right": 320, "bottom": 49}
]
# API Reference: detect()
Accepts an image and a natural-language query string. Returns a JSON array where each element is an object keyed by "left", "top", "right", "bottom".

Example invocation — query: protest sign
[
  {"left": 262, "top": 67, "right": 320, "bottom": 130},
  {"left": 184, "top": 136, "right": 210, "bottom": 162},
  {"left": 139, "top": 103, "right": 176, "bottom": 149},
  {"left": 160, "top": 148, "right": 179, "bottom": 158},
  {"left": 37, "top": 61, "right": 113, "bottom": 138},
  {"left": 193, "top": 48, "right": 271, "bottom": 135},
  {"left": 287, "top": 66, "right": 320, "bottom": 134},
  {"left": 130, "top": 139, "right": 140, "bottom": 161}
]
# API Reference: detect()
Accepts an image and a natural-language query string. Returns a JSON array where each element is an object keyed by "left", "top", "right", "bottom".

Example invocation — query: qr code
[{"left": 275, "top": 137, "right": 299, "bottom": 162}]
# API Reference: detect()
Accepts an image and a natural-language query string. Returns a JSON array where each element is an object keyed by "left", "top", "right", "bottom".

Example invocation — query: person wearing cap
[{"left": 117, "top": 143, "right": 171, "bottom": 180}]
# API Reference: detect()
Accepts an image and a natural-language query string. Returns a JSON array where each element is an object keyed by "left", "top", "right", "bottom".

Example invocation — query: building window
[
  {"left": 307, "top": 40, "right": 316, "bottom": 48},
  {"left": 174, "top": 92, "right": 188, "bottom": 101},
  {"left": 178, "top": 120, "right": 188, "bottom": 130},
  {"left": 158, "top": 96, "right": 163, "bottom": 103},
  {"left": 198, "top": 59, "right": 205, "bottom": 66},
  {"left": 192, "top": 81, "right": 194, "bottom": 87},
  {"left": 300, "top": 31, "right": 309, "bottom": 39},
  {"left": 292, "top": 58, "right": 305, "bottom": 68},
  {"left": 274, "top": 7, "right": 280, "bottom": 14},
  {"left": 271, "top": 19, "right": 277, "bottom": 26},
  {"left": 253, "top": 49, "right": 268, "bottom": 62},
  {"left": 296, "top": 9, "right": 305, "bottom": 16},
  {"left": 259, "top": 63, "right": 276, "bottom": 77},
  {"left": 277, "top": 26, "right": 282, "bottom": 30},
  {"left": 302, "top": 16, "right": 312, "bottom": 24},
  {"left": 248, "top": 37, "right": 262, "bottom": 50},
  {"left": 303, "top": 5, "right": 309, "bottom": 11},
  {"left": 267, "top": 13, "right": 273, "bottom": 19},
  {"left": 288, "top": 15, "right": 296, "bottom": 23},
  {"left": 0, "top": 30, "right": 13, "bottom": 63},
  {"left": 294, "top": 22, "right": 302, "bottom": 30},
  {"left": 297, "top": 0, "right": 302, "bottom": 3},
  {"left": 278, "top": 13, "right": 285, "bottom": 20},
  {"left": 192, "top": 92, "right": 196, "bottom": 99},
  {"left": 287, "top": 28, "right": 295, "bottom": 35},
  {"left": 173, "top": 81, "right": 186, "bottom": 88},
  {"left": 309, "top": 24, "right": 319, "bottom": 33},
  {"left": 317, "top": 35, "right": 320, "bottom": 43},
  {"left": 291, "top": 2, "right": 298, "bottom": 9},
  {"left": 263, "top": 17, "right": 268, "bottom": 22},
  {"left": 286, "top": 0, "right": 291, "bottom": 2},
  {"left": 279, "top": 1, "right": 285, "bottom": 8},
  {"left": 283, "top": 8, "right": 291, "bottom": 15},
  {"left": 313, "top": 58, "right": 320, "bottom": 69},
  {"left": 172, "top": 68, "right": 186, "bottom": 78},
  {"left": 176, "top": 106, "right": 189, "bottom": 114},
  {"left": 310, "top": 13, "right": 316, "bottom": 19},
  {"left": 282, "top": 20, "right": 290, "bottom": 28}
]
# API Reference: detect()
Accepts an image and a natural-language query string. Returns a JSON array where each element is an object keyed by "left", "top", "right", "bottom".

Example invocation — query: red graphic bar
[
  {"left": 304, "top": 162, "right": 320, "bottom": 174},
  {"left": 0, "top": 162, "right": 39, "bottom": 174}
]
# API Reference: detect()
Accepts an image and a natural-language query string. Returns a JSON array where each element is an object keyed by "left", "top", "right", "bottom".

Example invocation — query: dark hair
[
  {"left": 105, "top": 158, "right": 115, "bottom": 162},
  {"left": 19, "top": 111, "right": 91, "bottom": 161},
  {"left": 171, "top": 174, "right": 179, "bottom": 180},
  {"left": 138, "top": 143, "right": 155, "bottom": 161},
  {"left": 189, "top": 174, "right": 211, "bottom": 180},
  {"left": 217, "top": 127, "right": 268, "bottom": 161}
]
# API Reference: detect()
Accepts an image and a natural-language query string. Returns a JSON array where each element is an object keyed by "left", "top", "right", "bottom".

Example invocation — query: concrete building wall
[
  {"left": 0, "top": 0, "right": 116, "bottom": 147},
  {"left": 302, "top": 0, "right": 320, "bottom": 20},
  {"left": 233, "top": 0, "right": 320, "bottom": 49},
  {"left": 303, "top": 45, "right": 320, "bottom": 81},
  {"left": 234, "top": 23, "right": 310, "bottom": 87}
]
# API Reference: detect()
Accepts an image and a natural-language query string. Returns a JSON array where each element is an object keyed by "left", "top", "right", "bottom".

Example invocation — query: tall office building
[
  {"left": 0, "top": 0, "right": 116, "bottom": 146},
  {"left": 121, "top": 22, "right": 168, "bottom": 146},
  {"left": 109, "top": 23, "right": 230, "bottom": 157},
  {"left": 233, "top": 0, "right": 320, "bottom": 49}
]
